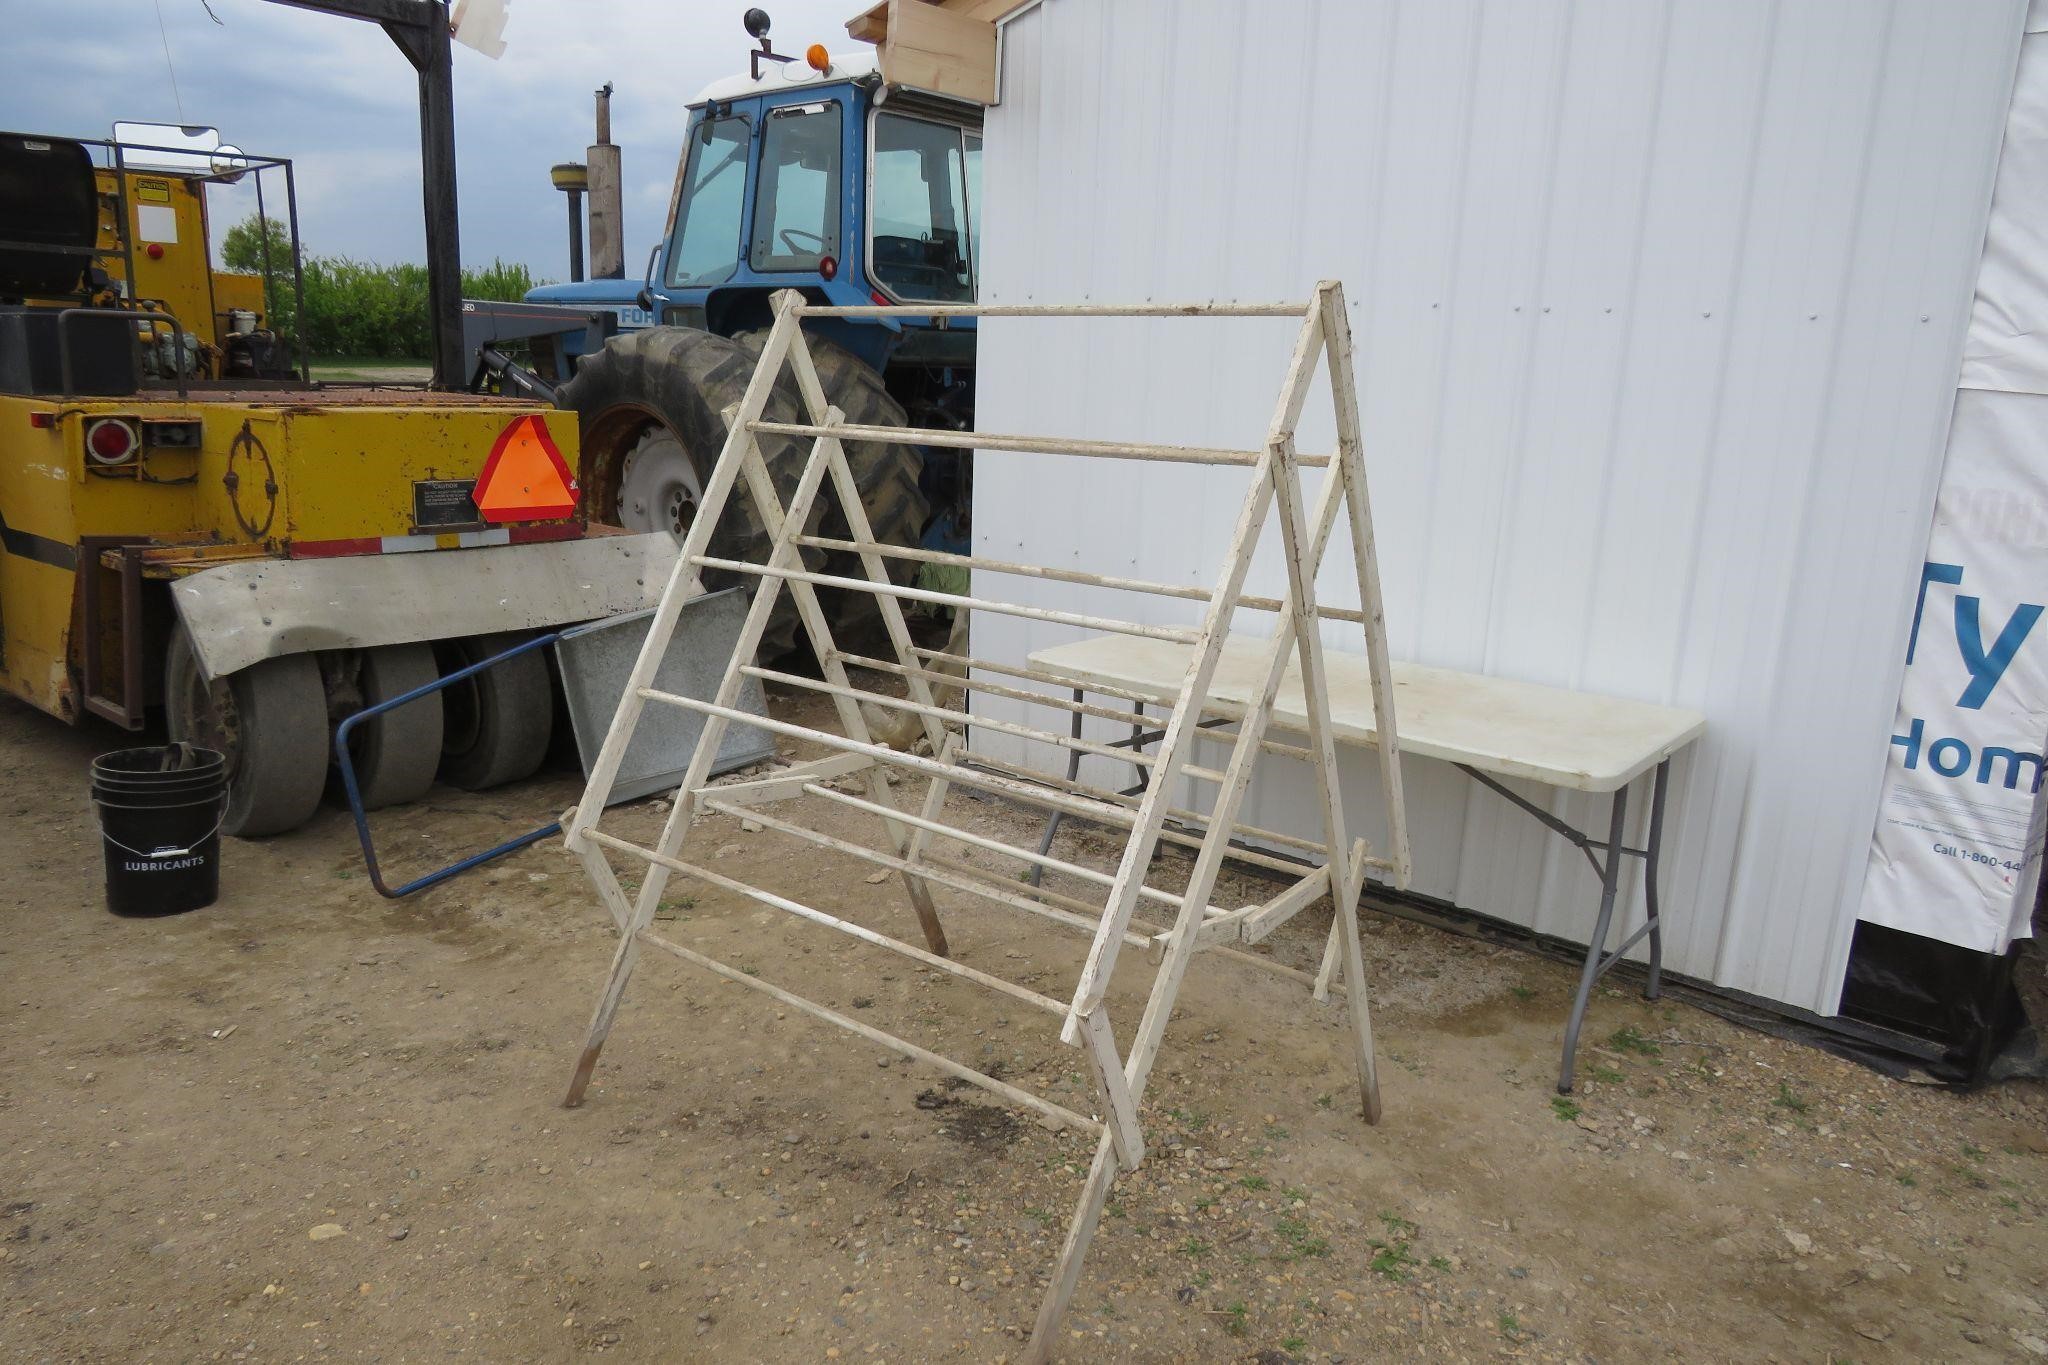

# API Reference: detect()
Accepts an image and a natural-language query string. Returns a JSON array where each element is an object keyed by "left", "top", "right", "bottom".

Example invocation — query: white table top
[{"left": 1026, "top": 635, "right": 1705, "bottom": 793}]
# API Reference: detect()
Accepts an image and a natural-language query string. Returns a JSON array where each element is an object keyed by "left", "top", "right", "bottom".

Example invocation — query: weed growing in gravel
[
  {"left": 1275, "top": 1215, "right": 1331, "bottom": 1260},
  {"left": 1224, "top": 1301, "right": 1249, "bottom": 1337},
  {"left": 1510, "top": 986, "right": 1536, "bottom": 1002},
  {"left": 1498, "top": 1311, "right": 1522, "bottom": 1340},
  {"left": 1551, "top": 1096, "right": 1582, "bottom": 1122},
  {"left": 1179, "top": 1237, "right": 1211, "bottom": 1259},
  {"left": 1315, "top": 1093, "right": 1334, "bottom": 1109},
  {"left": 1588, "top": 1065, "right": 1625, "bottom": 1085},
  {"left": 1368, "top": 1212, "right": 1419, "bottom": 1279},
  {"left": 1895, "top": 1173, "right": 1918, "bottom": 1188},
  {"left": 1773, "top": 1083, "right": 1809, "bottom": 1114},
  {"left": 1239, "top": 1174, "right": 1270, "bottom": 1191},
  {"left": 1282, "top": 1335, "right": 1307, "bottom": 1353},
  {"left": 1608, "top": 1025, "right": 1661, "bottom": 1057},
  {"left": 1428, "top": 1255, "right": 1452, "bottom": 1272}
]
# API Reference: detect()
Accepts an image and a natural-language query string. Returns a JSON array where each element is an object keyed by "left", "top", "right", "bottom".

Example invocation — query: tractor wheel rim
[{"left": 617, "top": 426, "right": 703, "bottom": 542}]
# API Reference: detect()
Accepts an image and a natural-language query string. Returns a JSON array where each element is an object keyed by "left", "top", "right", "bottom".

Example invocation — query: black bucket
[{"left": 90, "top": 744, "right": 227, "bottom": 916}]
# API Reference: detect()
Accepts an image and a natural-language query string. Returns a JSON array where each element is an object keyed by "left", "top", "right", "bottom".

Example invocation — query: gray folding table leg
[
  {"left": 1641, "top": 759, "right": 1669, "bottom": 1001},
  {"left": 1558, "top": 781, "right": 1629, "bottom": 1094},
  {"left": 1027, "top": 688, "right": 1091, "bottom": 888}
]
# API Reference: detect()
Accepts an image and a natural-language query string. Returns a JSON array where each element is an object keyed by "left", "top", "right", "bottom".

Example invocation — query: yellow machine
[{"left": 0, "top": 127, "right": 675, "bottom": 837}]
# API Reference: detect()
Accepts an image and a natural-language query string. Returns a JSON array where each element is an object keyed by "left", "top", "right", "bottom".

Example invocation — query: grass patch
[
  {"left": 1498, "top": 1311, "right": 1521, "bottom": 1340},
  {"left": 1510, "top": 986, "right": 1536, "bottom": 1002},
  {"left": 1239, "top": 1174, "right": 1270, "bottom": 1191},
  {"left": 1223, "top": 1301, "right": 1249, "bottom": 1337},
  {"left": 1178, "top": 1237, "right": 1210, "bottom": 1259},
  {"left": 1282, "top": 1336, "right": 1307, "bottom": 1354},
  {"left": 1895, "top": 1173, "right": 1917, "bottom": 1188},
  {"left": 1550, "top": 1095, "right": 1582, "bottom": 1122},
  {"left": 1587, "top": 1065, "right": 1625, "bottom": 1085},
  {"left": 1772, "top": 1082, "right": 1809, "bottom": 1114},
  {"left": 1315, "top": 1092, "right": 1334, "bottom": 1109}
]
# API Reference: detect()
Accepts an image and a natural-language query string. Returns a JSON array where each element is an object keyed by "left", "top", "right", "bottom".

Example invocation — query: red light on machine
[
  {"left": 28, "top": 412, "right": 54, "bottom": 429},
  {"left": 85, "top": 417, "right": 139, "bottom": 465},
  {"left": 819, "top": 253, "right": 838, "bottom": 281},
  {"left": 474, "top": 414, "right": 578, "bottom": 522},
  {"left": 145, "top": 243, "right": 164, "bottom": 260}
]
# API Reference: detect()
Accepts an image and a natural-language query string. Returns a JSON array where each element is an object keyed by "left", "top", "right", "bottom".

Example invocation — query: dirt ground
[{"left": 3, "top": 684, "right": 2046, "bottom": 1364}]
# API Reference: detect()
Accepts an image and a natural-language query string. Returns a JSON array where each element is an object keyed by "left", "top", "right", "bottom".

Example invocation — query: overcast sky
[{"left": 1, "top": 0, "right": 864, "bottom": 281}]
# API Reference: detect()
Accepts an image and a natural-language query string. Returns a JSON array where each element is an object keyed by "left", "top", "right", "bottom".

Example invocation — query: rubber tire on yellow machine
[
  {"left": 164, "top": 629, "right": 328, "bottom": 839},
  {"left": 433, "top": 632, "right": 553, "bottom": 791},
  {"left": 347, "top": 643, "right": 444, "bottom": 810}
]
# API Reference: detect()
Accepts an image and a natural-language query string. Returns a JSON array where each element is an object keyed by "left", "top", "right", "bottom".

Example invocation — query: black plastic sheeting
[{"left": 1837, "top": 921, "right": 2030, "bottom": 1085}]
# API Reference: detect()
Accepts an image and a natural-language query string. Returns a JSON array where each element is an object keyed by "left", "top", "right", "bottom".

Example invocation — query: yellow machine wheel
[
  {"left": 345, "top": 643, "right": 444, "bottom": 811},
  {"left": 434, "top": 632, "right": 553, "bottom": 791},
  {"left": 164, "top": 630, "right": 329, "bottom": 839}
]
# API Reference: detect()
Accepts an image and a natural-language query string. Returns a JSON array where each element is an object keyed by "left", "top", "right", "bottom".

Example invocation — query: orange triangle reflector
[{"left": 475, "top": 414, "right": 578, "bottom": 523}]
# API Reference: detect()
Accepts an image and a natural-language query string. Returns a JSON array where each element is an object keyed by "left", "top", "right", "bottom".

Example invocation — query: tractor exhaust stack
[{"left": 587, "top": 83, "right": 624, "bottom": 280}]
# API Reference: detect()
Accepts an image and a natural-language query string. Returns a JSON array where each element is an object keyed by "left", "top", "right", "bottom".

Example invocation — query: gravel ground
[{"left": 1, "top": 684, "right": 2044, "bottom": 1363}]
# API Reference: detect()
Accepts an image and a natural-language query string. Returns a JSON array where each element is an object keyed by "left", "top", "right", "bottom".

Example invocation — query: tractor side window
[
  {"left": 667, "top": 116, "right": 748, "bottom": 288},
  {"left": 868, "top": 113, "right": 975, "bottom": 303},
  {"left": 750, "top": 102, "right": 841, "bottom": 273}
]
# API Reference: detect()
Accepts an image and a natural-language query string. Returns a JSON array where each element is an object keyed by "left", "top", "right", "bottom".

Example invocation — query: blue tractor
[{"left": 521, "top": 11, "right": 982, "bottom": 656}]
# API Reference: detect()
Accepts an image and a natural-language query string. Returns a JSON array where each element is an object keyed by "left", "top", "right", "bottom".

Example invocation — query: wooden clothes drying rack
[{"left": 556, "top": 283, "right": 1413, "bottom": 1361}]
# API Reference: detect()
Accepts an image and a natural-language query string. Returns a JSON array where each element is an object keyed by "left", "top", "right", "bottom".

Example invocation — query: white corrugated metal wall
[{"left": 964, "top": 0, "right": 2029, "bottom": 1014}]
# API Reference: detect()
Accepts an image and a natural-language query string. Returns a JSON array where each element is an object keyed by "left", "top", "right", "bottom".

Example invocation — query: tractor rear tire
[
  {"left": 733, "top": 332, "right": 929, "bottom": 657},
  {"left": 164, "top": 630, "right": 328, "bottom": 839},
  {"left": 560, "top": 327, "right": 817, "bottom": 659},
  {"left": 348, "top": 643, "right": 444, "bottom": 811},
  {"left": 561, "top": 326, "right": 927, "bottom": 661}
]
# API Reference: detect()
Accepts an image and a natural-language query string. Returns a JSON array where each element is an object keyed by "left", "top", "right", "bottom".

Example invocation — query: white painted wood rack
[{"left": 557, "top": 283, "right": 1411, "bottom": 1361}]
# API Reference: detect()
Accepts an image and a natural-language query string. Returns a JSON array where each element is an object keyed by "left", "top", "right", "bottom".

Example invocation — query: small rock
[
  {"left": 2016, "top": 1332, "right": 2048, "bottom": 1358},
  {"left": 308, "top": 1224, "right": 346, "bottom": 1242},
  {"left": 1782, "top": 1229, "right": 1813, "bottom": 1257},
  {"left": 1853, "top": 1323, "right": 1890, "bottom": 1343},
  {"left": 864, "top": 871, "right": 891, "bottom": 884},
  {"left": 740, "top": 818, "right": 764, "bottom": 833},
  {"left": 527, "top": 872, "right": 550, "bottom": 883},
  {"left": 387, "top": 1228, "right": 410, "bottom": 1242},
  {"left": 715, "top": 844, "right": 743, "bottom": 859},
  {"left": 1204, "top": 1157, "right": 1234, "bottom": 1171}
]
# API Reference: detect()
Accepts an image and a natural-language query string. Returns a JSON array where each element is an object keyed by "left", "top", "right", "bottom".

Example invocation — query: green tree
[
  {"left": 219, "top": 213, "right": 298, "bottom": 337},
  {"left": 219, "top": 214, "right": 293, "bottom": 273}
]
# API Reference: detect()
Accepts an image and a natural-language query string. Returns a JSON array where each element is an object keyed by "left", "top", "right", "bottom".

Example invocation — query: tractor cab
[{"left": 526, "top": 11, "right": 984, "bottom": 417}]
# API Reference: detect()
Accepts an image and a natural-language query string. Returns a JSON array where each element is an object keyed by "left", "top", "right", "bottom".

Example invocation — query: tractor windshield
[
  {"left": 868, "top": 112, "right": 979, "bottom": 303},
  {"left": 666, "top": 115, "right": 748, "bottom": 288},
  {"left": 751, "top": 102, "right": 842, "bottom": 273}
]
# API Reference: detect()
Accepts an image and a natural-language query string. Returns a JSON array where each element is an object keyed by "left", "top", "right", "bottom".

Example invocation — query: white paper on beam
[{"left": 451, "top": 0, "right": 509, "bottom": 59}]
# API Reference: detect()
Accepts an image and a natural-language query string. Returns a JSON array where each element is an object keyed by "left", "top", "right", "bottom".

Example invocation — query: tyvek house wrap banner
[{"left": 1860, "top": 4, "right": 2048, "bottom": 955}]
